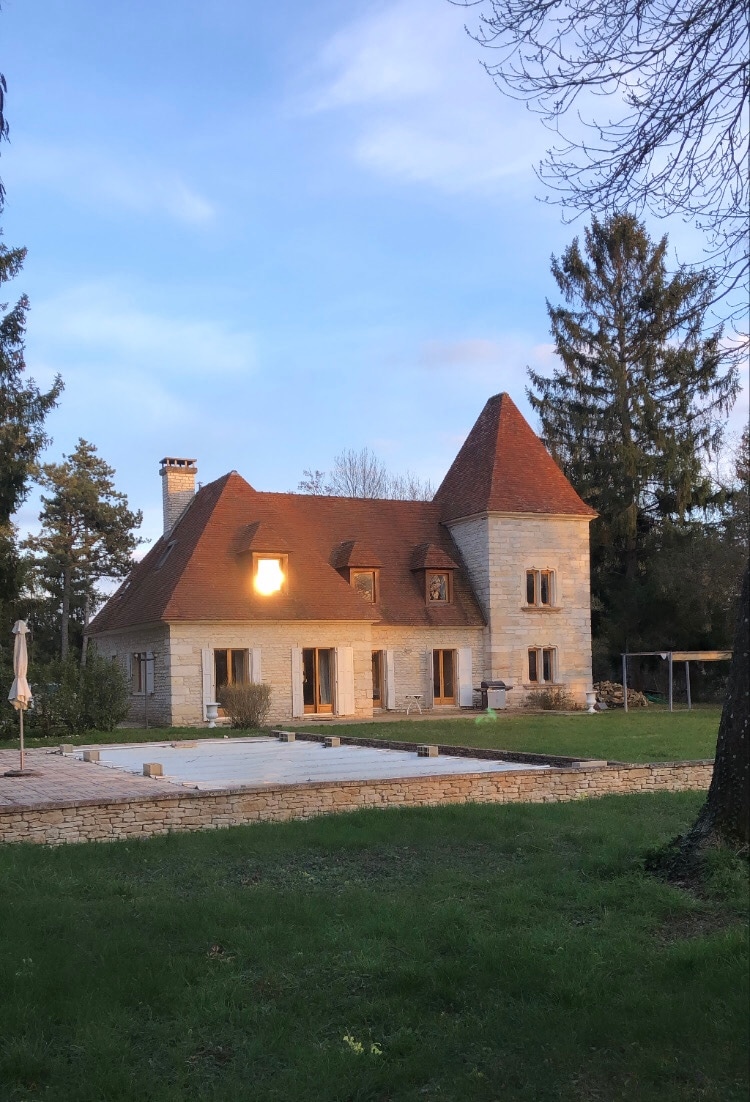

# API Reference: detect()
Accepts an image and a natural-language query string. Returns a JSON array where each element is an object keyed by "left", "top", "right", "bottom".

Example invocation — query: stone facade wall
[
  {"left": 448, "top": 514, "right": 593, "bottom": 706},
  {"left": 371, "top": 625, "right": 485, "bottom": 711},
  {"left": 150, "top": 622, "right": 486, "bottom": 727},
  {"left": 0, "top": 760, "right": 713, "bottom": 846},
  {"left": 168, "top": 621, "right": 376, "bottom": 726},
  {"left": 93, "top": 625, "right": 172, "bottom": 726}
]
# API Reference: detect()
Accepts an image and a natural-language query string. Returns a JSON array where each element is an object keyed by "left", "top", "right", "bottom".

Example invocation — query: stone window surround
[{"left": 524, "top": 568, "right": 558, "bottom": 609}]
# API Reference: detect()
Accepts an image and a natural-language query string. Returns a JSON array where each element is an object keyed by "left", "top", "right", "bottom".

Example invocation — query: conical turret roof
[{"left": 434, "top": 393, "right": 596, "bottom": 521}]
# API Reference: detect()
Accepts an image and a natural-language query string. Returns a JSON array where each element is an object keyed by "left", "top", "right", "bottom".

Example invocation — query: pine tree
[
  {"left": 527, "top": 212, "right": 739, "bottom": 659},
  {"left": 24, "top": 439, "right": 143, "bottom": 659},
  {"left": 0, "top": 241, "right": 63, "bottom": 606}
]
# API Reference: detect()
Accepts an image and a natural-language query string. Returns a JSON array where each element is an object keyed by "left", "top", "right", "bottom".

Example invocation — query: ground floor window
[
  {"left": 528, "top": 646, "right": 556, "bottom": 683},
  {"left": 303, "top": 647, "right": 334, "bottom": 713},
  {"left": 433, "top": 649, "right": 456, "bottom": 705},
  {"left": 214, "top": 649, "right": 249, "bottom": 691},
  {"left": 130, "top": 652, "right": 154, "bottom": 694}
]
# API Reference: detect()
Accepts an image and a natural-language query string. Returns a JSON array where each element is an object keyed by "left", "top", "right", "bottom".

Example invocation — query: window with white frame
[
  {"left": 528, "top": 646, "right": 556, "bottom": 683},
  {"left": 526, "top": 569, "right": 555, "bottom": 607}
]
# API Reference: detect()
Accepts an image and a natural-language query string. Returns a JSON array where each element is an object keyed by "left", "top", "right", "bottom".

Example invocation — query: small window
[
  {"left": 214, "top": 649, "right": 248, "bottom": 690},
  {"left": 253, "top": 554, "right": 286, "bottom": 595},
  {"left": 132, "top": 652, "right": 146, "bottom": 693},
  {"left": 427, "top": 571, "right": 451, "bottom": 603},
  {"left": 352, "top": 570, "right": 377, "bottom": 603},
  {"left": 526, "top": 569, "right": 555, "bottom": 607},
  {"left": 528, "top": 646, "right": 556, "bottom": 683},
  {"left": 131, "top": 652, "right": 154, "bottom": 694},
  {"left": 157, "top": 540, "right": 176, "bottom": 569}
]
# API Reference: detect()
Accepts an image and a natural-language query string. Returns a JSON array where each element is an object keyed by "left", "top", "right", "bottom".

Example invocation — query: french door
[
  {"left": 302, "top": 648, "right": 334, "bottom": 713},
  {"left": 433, "top": 649, "right": 456, "bottom": 705}
]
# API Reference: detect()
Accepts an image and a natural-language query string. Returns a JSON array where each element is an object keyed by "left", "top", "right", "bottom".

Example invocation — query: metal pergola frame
[{"left": 621, "top": 650, "right": 732, "bottom": 711}]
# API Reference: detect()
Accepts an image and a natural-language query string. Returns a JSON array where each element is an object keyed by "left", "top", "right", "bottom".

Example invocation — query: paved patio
[{"left": 0, "top": 748, "right": 179, "bottom": 810}]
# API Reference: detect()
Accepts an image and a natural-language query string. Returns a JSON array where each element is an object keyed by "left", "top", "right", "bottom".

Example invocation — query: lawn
[
  {"left": 0, "top": 793, "right": 747, "bottom": 1101},
  {"left": 300, "top": 708, "right": 721, "bottom": 763},
  {"left": 0, "top": 707, "right": 722, "bottom": 763}
]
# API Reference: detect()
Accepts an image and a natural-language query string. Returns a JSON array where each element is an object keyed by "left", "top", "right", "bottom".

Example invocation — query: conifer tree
[
  {"left": 0, "top": 242, "right": 63, "bottom": 606},
  {"left": 24, "top": 440, "right": 143, "bottom": 659},
  {"left": 527, "top": 212, "right": 739, "bottom": 657}
]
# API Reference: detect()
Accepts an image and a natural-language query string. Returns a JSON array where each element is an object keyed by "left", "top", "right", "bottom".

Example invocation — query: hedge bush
[
  {"left": 216, "top": 682, "right": 272, "bottom": 729},
  {"left": 28, "top": 652, "right": 129, "bottom": 736}
]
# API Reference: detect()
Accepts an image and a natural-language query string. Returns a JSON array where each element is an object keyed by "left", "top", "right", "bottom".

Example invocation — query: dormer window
[
  {"left": 254, "top": 554, "right": 287, "bottom": 595},
  {"left": 352, "top": 570, "right": 377, "bottom": 603},
  {"left": 427, "top": 571, "right": 451, "bottom": 603}
]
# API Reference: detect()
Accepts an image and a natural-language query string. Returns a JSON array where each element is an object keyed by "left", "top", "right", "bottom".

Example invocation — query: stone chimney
[{"left": 160, "top": 457, "right": 197, "bottom": 536}]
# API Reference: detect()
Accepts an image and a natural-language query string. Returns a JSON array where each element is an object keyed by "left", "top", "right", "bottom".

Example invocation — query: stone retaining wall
[{"left": 0, "top": 759, "right": 713, "bottom": 847}]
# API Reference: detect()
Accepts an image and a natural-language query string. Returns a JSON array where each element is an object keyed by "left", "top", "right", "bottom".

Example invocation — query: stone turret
[
  {"left": 434, "top": 394, "right": 595, "bottom": 702},
  {"left": 160, "top": 457, "right": 197, "bottom": 536}
]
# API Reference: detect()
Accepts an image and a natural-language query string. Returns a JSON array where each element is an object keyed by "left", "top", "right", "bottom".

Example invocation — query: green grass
[
  {"left": 0, "top": 793, "right": 747, "bottom": 1101},
  {"left": 301, "top": 707, "right": 721, "bottom": 763},
  {"left": 0, "top": 708, "right": 721, "bottom": 762}
]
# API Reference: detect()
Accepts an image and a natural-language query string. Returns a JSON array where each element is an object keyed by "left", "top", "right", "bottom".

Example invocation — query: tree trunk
[
  {"left": 683, "top": 561, "right": 749, "bottom": 851},
  {"left": 60, "top": 564, "right": 71, "bottom": 660},
  {"left": 80, "top": 591, "right": 90, "bottom": 668}
]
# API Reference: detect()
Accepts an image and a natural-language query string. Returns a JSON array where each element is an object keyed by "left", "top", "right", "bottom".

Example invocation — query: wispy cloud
[
  {"left": 30, "top": 285, "right": 255, "bottom": 378},
  {"left": 419, "top": 335, "right": 557, "bottom": 382},
  {"left": 12, "top": 142, "right": 216, "bottom": 225},
  {"left": 304, "top": 0, "right": 547, "bottom": 194}
]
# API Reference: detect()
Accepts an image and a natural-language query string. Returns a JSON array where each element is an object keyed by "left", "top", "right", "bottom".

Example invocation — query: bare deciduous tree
[
  {"left": 296, "top": 449, "right": 434, "bottom": 500},
  {"left": 458, "top": 0, "right": 749, "bottom": 319}
]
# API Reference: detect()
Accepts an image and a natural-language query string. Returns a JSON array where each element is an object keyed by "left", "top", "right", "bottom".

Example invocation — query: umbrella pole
[{"left": 19, "top": 707, "right": 24, "bottom": 772}]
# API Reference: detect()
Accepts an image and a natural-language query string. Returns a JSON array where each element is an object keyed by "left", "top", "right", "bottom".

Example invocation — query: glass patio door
[
  {"left": 302, "top": 648, "right": 334, "bottom": 713},
  {"left": 433, "top": 649, "right": 456, "bottom": 705}
]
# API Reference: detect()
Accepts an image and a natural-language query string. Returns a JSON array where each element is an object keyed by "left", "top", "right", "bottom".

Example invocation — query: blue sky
[{"left": 3, "top": 0, "right": 747, "bottom": 549}]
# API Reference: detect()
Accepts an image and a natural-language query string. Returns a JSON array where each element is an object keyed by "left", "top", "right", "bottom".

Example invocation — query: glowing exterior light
[{"left": 255, "top": 557, "right": 284, "bottom": 595}]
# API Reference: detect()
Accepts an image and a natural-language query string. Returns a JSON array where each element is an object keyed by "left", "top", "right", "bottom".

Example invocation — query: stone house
[{"left": 89, "top": 393, "right": 596, "bottom": 726}]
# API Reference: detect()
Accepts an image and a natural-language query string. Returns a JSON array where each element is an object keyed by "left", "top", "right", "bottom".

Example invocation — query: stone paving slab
[{"left": 0, "top": 749, "right": 179, "bottom": 811}]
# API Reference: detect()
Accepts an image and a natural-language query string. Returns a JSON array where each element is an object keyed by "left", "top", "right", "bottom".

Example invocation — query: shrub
[
  {"left": 217, "top": 682, "right": 272, "bottom": 729},
  {"left": 525, "top": 686, "right": 579, "bottom": 711},
  {"left": 28, "top": 651, "right": 129, "bottom": 736}
]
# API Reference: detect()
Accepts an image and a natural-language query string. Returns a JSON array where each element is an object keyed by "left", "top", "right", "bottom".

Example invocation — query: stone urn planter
[
  {"left": 585, "top": 691, "right": 598, "bottom": 714},
  {"left": 205, "top": 702, "right": 220, "bottom": 729}
]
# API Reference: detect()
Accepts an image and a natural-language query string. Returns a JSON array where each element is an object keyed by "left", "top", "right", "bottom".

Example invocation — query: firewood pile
[{"left": 594, "top": 680, "right": 649, "bottom": 708}]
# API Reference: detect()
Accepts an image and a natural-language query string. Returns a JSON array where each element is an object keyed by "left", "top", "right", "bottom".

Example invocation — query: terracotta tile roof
[
  {"left": 91, "top": 475, "right": 485, "bottom": 633},
  {"left": 330, "top": 540, "right": 383, "bottom": 569},
  {"left": 410, "top": 543, "right": 459, "bottom": 570},
  {"left": 434, "top": 392, "right": 596, "bottom": 520}
]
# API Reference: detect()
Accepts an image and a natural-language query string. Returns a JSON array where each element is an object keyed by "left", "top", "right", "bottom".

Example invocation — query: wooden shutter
[
  {"left": 201, "top": 647, "right": 214, "bottom": 720},
  {"left": 250, "top": 647, "right": 262, "bottom": 684},
  {"left": 146, "top": 651, "right": 155, "bottom": 695},
  {"left": 426, "top": 650, "right": 435, "bottom": 707},
  {"left": 384, "top": 649, "right": 396, "bottom": 710},
  {"left": 127, "top": 653, "right": 133, "bottom": 688},
  {"left": 457, "top": 647, "right": 473, "bottom": 707},
  {"left": 335, "top": 647, "right": 355, "bottom": 716},
  {"left": 291, "top": 647, "right": 304, "bottom": 718}
]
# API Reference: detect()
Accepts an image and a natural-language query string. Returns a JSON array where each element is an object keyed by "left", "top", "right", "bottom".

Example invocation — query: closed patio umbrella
[{"left": 7, "top": 620, "right": 32, "bottom": 773}]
